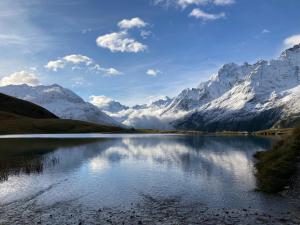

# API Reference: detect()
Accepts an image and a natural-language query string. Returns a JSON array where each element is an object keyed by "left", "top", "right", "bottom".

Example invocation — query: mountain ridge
[
  {"left": 0, "top": 83, "right": 124, "bottom": 127},
  {"left": 1, "top": 45, "right": 300, "bottom": 131},
  {"left": 92, "top": 44, "right": 300, "bottom": 131}
]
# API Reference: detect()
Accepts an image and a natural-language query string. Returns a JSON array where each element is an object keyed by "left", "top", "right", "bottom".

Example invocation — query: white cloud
[
  {"left": 178, "top": 0, "right": 209, "bottom": 8},
  {"left": 147, "top": 69, "right": 161, "bottom": 76},
  {"left": 213, "top": 0, "right": 235, "bottom": 5},
  {"left": 153, "top": 0, "right": 208, "bottom": 7},
  {"left": 45, "top": 54, "right": 121, "bottom": 76},
  {"left": 153, "top": 0, "right": 234, "bottom": 7},
  {"left": 45, "top": 59, "right": 65, "bottom": 72},
  {"left": 118, "top": 17, "right": 147, "bottom": 30},
  {"left": 189, "top": 8, "right": 225, "bottom": 20},
  {"left": 63, "top": 54, "right": 92, "bottom": 65},
  {"left": 96, "top": 31, "right": 147, "bottom": 53},
  {"left": 283, "top": 34, "right": 300, "bottom": 48},
  {"left": 92, "top": 65, "right": 122, "bottom": 76},
  {"left": 106, "top": 103, "right": 186, "bottom": 130},
  {"left": 105, "top": 68, "right": 122, "bottom": 76},
  {"left": 0, "top": 70, "right": 40, "bottom": 86},
  {"left": 89, "top": 95, "right": 113, "bottom": 107}
]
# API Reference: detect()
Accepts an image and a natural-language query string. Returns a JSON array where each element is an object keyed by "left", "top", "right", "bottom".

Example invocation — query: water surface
[{"left": 0, "top": 135, "right": 294, "bottom": 214}]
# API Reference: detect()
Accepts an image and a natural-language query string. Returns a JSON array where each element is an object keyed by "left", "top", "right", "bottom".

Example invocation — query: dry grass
[{"left": 254, "top": 125, "right": 300, "bottom": 193}]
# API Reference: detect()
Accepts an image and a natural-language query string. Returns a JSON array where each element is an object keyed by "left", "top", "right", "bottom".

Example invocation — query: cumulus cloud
[
  {"left": 45, "top": 54, "right": 121, "bottom": 76},
  {"left": 89, "top": 95, "right": 113, "bottom": 107},
  {"left": 118, "top": 17, "right": 147, "bottom": 30},
  {"left": 283, "top": 34, "right": 300, "bottom": 48},
  {"left": 45, "top": 59, "right": 65, "bottom": 72},
  {"left": 189, "top": 8, "right": 225, "bottom": 20},
  {"left": 0, "top": 70, "right": 40, "bottom": 86},
  {"left": 106, "top": 68, "right": 122, "bottom": 76},
  {"left": 63, "top": 54, "right": 93, "bottom": 65},
  {"left": 96, "top": 31, "right": 147, "bottom": 53},
  {"left": 96, "top": 17, "right": 149, "bottom": 53},
  {"left": 147, "top": 69, "right": 161, "bottom": 76}
]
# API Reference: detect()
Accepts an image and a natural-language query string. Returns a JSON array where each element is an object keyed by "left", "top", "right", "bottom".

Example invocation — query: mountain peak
[
  {"left": 0, "top": 84, "right": 123, "bottom": 127},
  {"left": 280, "top": 44, "right": 300, "bottom": 64}
]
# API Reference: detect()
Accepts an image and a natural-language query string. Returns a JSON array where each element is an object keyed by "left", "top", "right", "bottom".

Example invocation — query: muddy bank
[{"left": 0, "top": 193, "right": 299, "bottom": 225}]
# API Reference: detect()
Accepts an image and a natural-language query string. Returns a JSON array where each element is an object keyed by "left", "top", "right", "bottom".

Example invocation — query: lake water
[{"left": 0, "top": 134, "right": 297, "bottom": 224}]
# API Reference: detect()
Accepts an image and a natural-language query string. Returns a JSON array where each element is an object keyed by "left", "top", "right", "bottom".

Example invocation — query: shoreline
[
  {"left": 0, "top": 127, "right": 294, "bottom": 137},
  {"left": 1, "top": 192, "right": 299, "bottom": 225}
]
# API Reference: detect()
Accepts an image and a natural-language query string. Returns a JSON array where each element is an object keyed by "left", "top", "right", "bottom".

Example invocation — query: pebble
[{"left": 0, "top": 195, "right": 299, "bottom": 225}]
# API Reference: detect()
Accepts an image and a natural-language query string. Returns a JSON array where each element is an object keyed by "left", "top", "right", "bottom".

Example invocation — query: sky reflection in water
[{"left": 0, "top": 135, "right": 289, "bottom": 212}]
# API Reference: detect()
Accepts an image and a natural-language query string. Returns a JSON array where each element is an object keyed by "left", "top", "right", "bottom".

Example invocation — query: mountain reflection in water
[{"left": 1, "top": 135, "right": 287, "bottom": 212}]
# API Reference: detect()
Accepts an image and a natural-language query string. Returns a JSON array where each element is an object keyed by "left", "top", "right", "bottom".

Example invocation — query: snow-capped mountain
[
  {"left": 0, "top": 84, "right": 123, "bottom": 127},
  {"left": 91, "top": 96, "right": 176, "bottom": 130},
  {"left": 163, "top": 63, "right": 254, "bottom": 114},
  {"left": 95, "top": 99, "right": 129, "bottom": 113},
  {"left": 173, "top": 44, "right": 300, "bottom": 131},
  {"left": 92, "top": 44, "right": 300, "bottom": 131},
  {"left": 150, "top": 96, "right": 173, "bottom": 108}
]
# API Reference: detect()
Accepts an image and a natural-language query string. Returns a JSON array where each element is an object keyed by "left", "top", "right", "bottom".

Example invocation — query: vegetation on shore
[
  {"left": 254, "top": 125, "right": 300, "bottom": 193},
  {"left": 252, "top": 128, "right": 294, "bottom": 136}
]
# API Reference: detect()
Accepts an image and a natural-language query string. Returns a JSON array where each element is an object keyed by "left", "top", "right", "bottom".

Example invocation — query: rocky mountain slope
[
  {"left": 0, "top": 84, "right": 123, "bottom": 127},
  {"left": 173, "top": 44, "right": 300, "bottom": 131},
  {"left": 95, "top": 44, "right": 300, "bottom": 131},
  {"left": 2, "top": 45, "right": 299, "bottom": 131}
]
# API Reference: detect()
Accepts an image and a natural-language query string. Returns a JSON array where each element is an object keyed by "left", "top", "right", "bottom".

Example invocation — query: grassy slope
[
  {"left": 254, "top": 125, "right": 300, "bottom": 193},
  {"left": 0, "top": 113, "right": 129, "bottom": 134},
  {"left": 0, "top": 93, "right": 131, "bottom": 134},
  {"left": 0, "top": 93, "right": 58, "bottom": 119}
]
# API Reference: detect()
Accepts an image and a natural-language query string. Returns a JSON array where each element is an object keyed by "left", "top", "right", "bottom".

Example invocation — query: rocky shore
[{"left": 1, "top": 193, "right": 299, "bottom": 225}]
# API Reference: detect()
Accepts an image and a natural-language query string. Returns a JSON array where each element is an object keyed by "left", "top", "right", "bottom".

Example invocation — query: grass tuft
[{"left": 254, "top": 125, "right": 300, "bottom": 193}]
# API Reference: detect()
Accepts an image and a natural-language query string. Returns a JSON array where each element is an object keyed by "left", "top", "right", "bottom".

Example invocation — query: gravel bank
[{"left": 0, "top": 192, "right": 299, "bottom": 225}]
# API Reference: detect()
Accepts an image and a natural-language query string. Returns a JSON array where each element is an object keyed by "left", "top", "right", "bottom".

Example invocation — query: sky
[{"left": 0, "top": 0, "right": 300, "bottom": 106}]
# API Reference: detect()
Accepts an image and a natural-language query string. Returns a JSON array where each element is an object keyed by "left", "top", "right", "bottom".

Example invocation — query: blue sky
[{"left": 0, "top": 0, "right": 300, "bottom": 105}]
